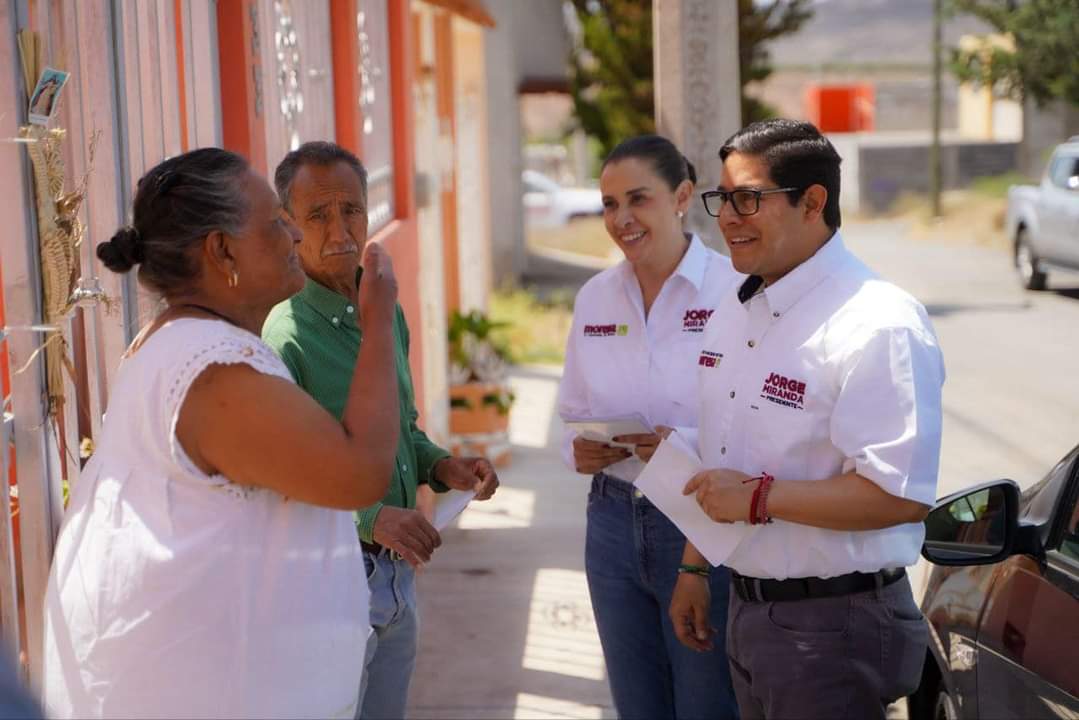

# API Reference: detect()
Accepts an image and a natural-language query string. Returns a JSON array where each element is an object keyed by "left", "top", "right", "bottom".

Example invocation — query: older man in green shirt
[{"left": 263, "top": 141, "right": 499, "bottom": 720}]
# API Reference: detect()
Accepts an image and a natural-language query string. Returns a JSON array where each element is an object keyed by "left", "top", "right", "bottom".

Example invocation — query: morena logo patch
[
  {"left": 698, "top": 350, "right": 723, "bottom": 368},
  {"left": 583, "top": 323, "right": 629, "bottom": 337}
]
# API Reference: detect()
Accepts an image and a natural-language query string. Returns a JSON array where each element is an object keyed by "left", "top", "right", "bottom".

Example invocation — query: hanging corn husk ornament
[
  {"left": 11, "top": 41, "right": 110, "bottom": 497},
  {"left": 13, "top": 32, "right": 99, "bottom": 419},
  {"left": 18, "top": 124, "right": 82, "bottom": 417}
]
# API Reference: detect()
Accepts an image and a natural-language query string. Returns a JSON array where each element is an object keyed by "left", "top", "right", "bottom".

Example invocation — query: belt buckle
[
  {"left": 363, "top": 542, "right": 404, "bottom": 564},
  {"left": 878, "top": 567, "right": 904, "bottom": 589},
  {"left": 734, "top": 574, "right": 757, "bottom": 602}
]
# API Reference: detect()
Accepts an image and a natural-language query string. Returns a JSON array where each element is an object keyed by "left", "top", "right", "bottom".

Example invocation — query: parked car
[
  {"left": 1006, "top": 137, "right": 1079, "bottom": 290},
  {"left": 522, "top": 170, "right": 603, "bottom": 229},
  {"left": 909, "top": 445, "right": 1079, "bottom": 719}
]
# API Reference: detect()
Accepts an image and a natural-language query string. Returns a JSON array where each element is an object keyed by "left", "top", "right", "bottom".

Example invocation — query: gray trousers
[{"left": 726, "top": 573, "right": 928, "bottom": 720}]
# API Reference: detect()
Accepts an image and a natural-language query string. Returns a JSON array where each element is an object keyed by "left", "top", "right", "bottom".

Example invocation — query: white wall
[
  {"left": 453, "top": 18, "right": 493, "bottom": 312},
  {"left": 482, "top": 0, "right": 569, "bottom": 285}
]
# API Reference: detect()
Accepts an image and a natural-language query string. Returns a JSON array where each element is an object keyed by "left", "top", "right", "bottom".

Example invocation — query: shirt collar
[
  {"left": 737, "top": 231, "right": 849, "bottom": 314},
  {"left": 296, "top": 275, "right": 358, "bottom": 328},
  {"left": 618, "top": 232, "right": 710, "bottom": 291},
  {"left": 673, "top": 233, "right": 709, "bottom": 291}
]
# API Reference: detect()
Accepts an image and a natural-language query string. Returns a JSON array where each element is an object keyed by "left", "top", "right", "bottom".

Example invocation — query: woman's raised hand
[{"left": 358, "top": 241, "right": 398, "bottom": 327}]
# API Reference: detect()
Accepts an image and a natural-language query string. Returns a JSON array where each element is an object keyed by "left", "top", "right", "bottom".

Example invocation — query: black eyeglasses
[{"left": 700, "top": 187, "right": 801, "bottom": 217}]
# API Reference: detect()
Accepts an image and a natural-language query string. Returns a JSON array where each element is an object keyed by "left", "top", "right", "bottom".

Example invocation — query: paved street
[
  {"left": 408, "top": 220, "right": 1079, "bottom": 719},
  {"left": 845, "top": 220, "right": 1079, "bottom": 498}
]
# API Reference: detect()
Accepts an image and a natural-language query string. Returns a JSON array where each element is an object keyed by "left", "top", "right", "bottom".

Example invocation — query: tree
[
  {"left": 567, "top": 0, "right": 814, "bottom": 159},
  {"left": 950, "top": 0, "right": 1079, "bottom": 107},
  {"left": 567, "top": 0, "right": 655, "bottom": 160},
  {"left": 737, "top": 0, "right": 814, "bottom": 125}
]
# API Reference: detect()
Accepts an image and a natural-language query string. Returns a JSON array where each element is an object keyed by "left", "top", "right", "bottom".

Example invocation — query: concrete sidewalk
[{"left": 408, "top": 365, "right": 616, "bottom": 720}]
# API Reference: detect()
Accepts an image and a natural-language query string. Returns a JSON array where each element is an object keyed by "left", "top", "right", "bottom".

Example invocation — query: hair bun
[
  {"left": 97, "top": 226, "right": 144, "bottom": 273},
  {"left": 683, "top": 155, "right": 698, "bottom": 185}
]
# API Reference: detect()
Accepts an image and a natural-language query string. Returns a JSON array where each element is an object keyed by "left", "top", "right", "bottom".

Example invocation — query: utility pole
[
  {"left": 653, "top": 0, "right": 741, "bottom": 247},
  {"left": 929, "top": 0, "right": 943, "bottom": 218}
]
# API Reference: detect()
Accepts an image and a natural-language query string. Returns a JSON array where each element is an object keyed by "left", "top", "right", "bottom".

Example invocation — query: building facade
[{"left": 0, "top": 0, "right": 495, "bottom": 688}]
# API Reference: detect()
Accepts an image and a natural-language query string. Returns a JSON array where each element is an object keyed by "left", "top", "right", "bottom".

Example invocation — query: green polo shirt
[{"left": 262, "top": 277, "right": 451, "bottom": 543}]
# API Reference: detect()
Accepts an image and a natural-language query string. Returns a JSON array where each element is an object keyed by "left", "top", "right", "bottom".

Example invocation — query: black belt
[
  {"left": 362, "top": 540, "right": 406, "bottom": 563},
  {"left": 731, "top": 567, "right": 906, "bottom": 603}
]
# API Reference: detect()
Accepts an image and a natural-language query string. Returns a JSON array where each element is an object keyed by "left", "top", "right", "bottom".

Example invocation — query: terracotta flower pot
[{"left": 448, "top": 382, "right": 511, "bottom": 435}]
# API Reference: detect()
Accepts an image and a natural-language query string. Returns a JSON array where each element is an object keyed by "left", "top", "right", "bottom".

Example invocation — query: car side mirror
[{"left": 922, "top": 480, "right": 1020, "bottom": 566}]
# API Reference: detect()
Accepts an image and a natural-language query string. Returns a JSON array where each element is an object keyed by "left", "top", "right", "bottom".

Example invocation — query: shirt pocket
[
  {"left": 660, "top": 337, "right": 705, "bottom": 428},
  {"left": 744, "top": 390, "right": 816, "bottom": 482}
]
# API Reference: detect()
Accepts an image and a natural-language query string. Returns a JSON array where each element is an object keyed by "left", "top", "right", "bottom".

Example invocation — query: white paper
[
  {"left": 561, "top": 412, "right": 654, "bottom": 449},
  {"left": 433, "top": 489, "right": 476, "bottom": 531},
  {"left": 633, "top": 431, "right": 748, "bottom": 567}
]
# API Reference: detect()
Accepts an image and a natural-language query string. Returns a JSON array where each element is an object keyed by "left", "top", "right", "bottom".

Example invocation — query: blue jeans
[
  {"left": 586, "top": 473, "right": 739, "bottom": 720},
  {"left": 357, "top": 549, "right": 418, "bottom": 720}
]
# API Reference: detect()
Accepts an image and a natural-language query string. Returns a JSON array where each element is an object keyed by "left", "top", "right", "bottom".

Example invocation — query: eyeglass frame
[{"left": 700, "top": 186, "right": 802, "bottom": 217}]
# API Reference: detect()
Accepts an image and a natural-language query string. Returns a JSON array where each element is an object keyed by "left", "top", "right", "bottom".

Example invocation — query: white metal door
[{"left": 259, "top": 0, "right": 336, "bottom": 178}]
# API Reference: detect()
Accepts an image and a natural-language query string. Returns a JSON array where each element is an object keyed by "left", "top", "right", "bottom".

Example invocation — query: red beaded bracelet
[
  {"left": 745, "top": 473, "right": 775, "bottom": 525},
  {"left": 756, "top": 474, "right": 774, "bottom": 525}
]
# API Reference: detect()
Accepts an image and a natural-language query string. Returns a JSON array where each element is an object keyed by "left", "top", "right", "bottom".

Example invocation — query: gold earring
[{"left": 229, "top": 270, "right": 239, "bottom": 288}]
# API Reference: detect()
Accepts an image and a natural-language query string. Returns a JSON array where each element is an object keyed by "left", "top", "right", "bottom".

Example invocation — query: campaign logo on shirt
[
  {"left": 583, "top": 323, "right": 629, "bottom": 337},
  {"left": 682, "top": 308, "right": 714, "bottom": 333},
  {"left": 698, "top": 350, "right": 723, "bottom": 368},
  {"left": 760, "top": 371, "right": 806, "bottom": 410}
]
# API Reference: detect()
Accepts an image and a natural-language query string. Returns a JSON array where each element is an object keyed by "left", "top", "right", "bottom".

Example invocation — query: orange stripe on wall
[
  {"left": 393, "top": 3, "right": 417, "bottom": 220},
  {"left": 217, "top": 0, "right": 267, "bottom": 175},
  {"left": 378, "top": 0, "right": 425, "bottom": 418},
  {"left": 330, "top": 0, "right": 363, "bottom": 157},
  {"left": 174, "top": 0, "right": 190, "bottom": 152},
  {"left": 1, "top": 257, "right": 21, "bottom": 494},
  {"left": 434, "top": 12, "right": 460, "bottom": 313}
]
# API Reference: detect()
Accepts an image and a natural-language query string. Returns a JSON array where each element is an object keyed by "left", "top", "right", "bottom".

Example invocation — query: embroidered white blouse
[{"left": 43, "top": 318, "right": 368, "bottom": 719}]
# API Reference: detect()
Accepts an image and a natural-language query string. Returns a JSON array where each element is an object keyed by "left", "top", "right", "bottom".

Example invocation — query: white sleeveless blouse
[{"left": 43, "top": 318, "right": 369, "bottom": 719}]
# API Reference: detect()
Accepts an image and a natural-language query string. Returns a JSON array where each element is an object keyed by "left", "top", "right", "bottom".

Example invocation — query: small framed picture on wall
[{"left": 28, "top": 67, "right": 70, "bottom": 125}]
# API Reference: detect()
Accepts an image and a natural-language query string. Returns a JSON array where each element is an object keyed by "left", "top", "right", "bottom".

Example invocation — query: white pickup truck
[{"left": 1006, "top": 137, "right": 1079, "bottom": 289}]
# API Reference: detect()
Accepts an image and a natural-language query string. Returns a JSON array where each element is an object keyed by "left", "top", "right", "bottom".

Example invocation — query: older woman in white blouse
[{"left": 43, "top": 148, "right": 397, "bottom": 719}]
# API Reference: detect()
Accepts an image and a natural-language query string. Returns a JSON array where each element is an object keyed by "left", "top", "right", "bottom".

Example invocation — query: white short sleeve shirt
[
  {"left": 696, "top": 233, "right": 945, "bottom": 579},
  {"left": 558, "top": 234, "right": 741, "bottom": 481}
]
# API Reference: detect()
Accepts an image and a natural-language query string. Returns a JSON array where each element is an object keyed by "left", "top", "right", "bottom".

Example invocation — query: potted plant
[{"left": 447, "top": 310, "right": 515, "bottom": 463}]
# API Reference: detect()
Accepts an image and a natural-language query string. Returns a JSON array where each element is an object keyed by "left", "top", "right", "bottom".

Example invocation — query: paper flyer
[
  {"left": 432, "top": 489, "right": 476, "bottom": 531},
  {"left": 633, "top": 431, "right": 749, "bottom": 567},
  {"left": 561, "top": 412, "right": 654, "bottom": 449}
]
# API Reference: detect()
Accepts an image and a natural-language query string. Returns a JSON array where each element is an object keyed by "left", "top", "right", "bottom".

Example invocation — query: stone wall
[{"left": 856, "top": 139, "right": 1018, "bottom": 213}]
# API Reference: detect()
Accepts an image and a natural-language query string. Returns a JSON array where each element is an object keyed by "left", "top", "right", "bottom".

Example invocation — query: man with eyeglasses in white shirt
[{"left": 669, "top": 119, "right": 945, "bottom": 720}]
